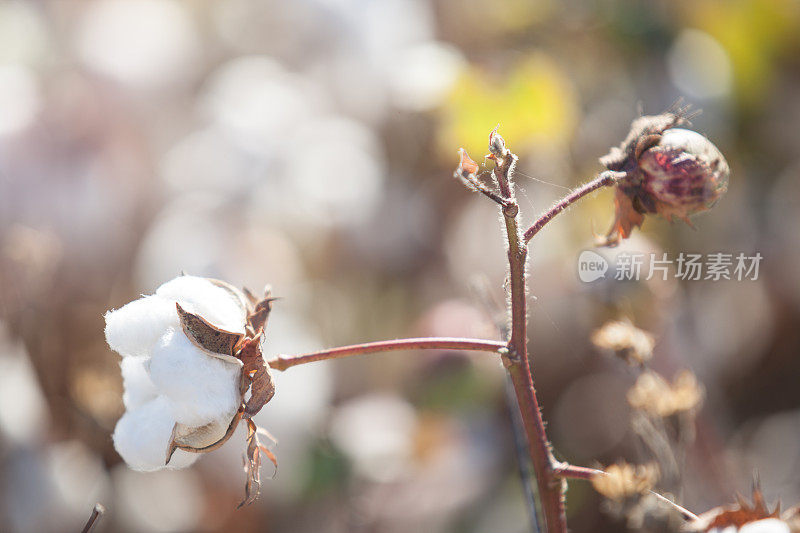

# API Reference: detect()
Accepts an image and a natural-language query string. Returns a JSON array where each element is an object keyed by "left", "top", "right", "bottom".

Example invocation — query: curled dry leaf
[
  {"left": 457, "top": 148, "right": 480, "bottom": 177},
  {"left": 176, "top": 303, "right": 243, "bottom": 362},
  {"left": 239, "top": 418, "right": 278, "bottom": 509},
  {"left": 237, "top": 334, "right": 276, "bottom": 418}
]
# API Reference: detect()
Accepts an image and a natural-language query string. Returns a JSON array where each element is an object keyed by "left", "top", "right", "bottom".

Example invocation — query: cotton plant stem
[
  {"left": 553, "top": 463, "right": 699, "bottom": 521},
  {"left": 81, "top": 504, "right": 105, "bottom": 533},
  {"left": 267, "top": 337, "right": 506, "bottom": 371},
  {"left": 523, "top": 170, "right": 624, "bottom": 243},
  {"left": 492, "top": 145, "right": 566, "bottom": 533}
]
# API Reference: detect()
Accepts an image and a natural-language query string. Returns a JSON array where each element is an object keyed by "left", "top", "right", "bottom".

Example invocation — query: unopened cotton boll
[
  {"left": 149, "top": 328, "right": 241, "bottom": 427},
  {"left": 113, "top": 396, "right": 199, "bottom": 472}
]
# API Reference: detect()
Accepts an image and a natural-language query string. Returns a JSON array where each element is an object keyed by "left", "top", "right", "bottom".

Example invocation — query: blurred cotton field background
[{"left": 1, "top": 1, "right": 800, "bottom": 532}]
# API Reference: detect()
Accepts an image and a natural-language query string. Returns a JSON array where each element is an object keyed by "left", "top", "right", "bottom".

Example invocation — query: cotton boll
[
  {"left": 149, "top": 328, "right": 241, "bottom": 426},
  {"left": 113, "top": 396, "right": 197, "bottom": 471},
  {"left": 155, "top": 275, "right": 246, "bottom": 334},
  {"left": 121, "top": 356, "right": 158, "bottom": 410},
  {"left": 104, "top": 295, "right": 179, "bottom": 358}
]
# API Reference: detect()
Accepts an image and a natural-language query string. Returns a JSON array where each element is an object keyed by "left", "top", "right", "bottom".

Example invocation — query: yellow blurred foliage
[
  {"left": 686, "top": 0, "right": 800, "bottom": 105},
  {"left": 439, "top": 53, "right": 578, "bottom": 157}
]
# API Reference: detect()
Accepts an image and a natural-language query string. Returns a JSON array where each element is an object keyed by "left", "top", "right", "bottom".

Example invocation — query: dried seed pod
[{"left": 600, "top": 108, "right": 729, "bottom": 244}]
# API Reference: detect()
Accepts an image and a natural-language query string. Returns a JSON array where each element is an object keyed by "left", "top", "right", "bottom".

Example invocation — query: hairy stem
[
  {"left": 523, "top": 170, "right": 623, "bottom": 243},
  {"left": 553, "top": 463, "right": 699, "bottom": 521},
  {"left": 491, "top": 140, "right": 566, "bottom": 533},
  {"left": 267, "top": 337, "right": 506, "bottom": 371}
]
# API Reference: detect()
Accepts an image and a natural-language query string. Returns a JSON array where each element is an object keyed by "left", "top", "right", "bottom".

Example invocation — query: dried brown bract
[
  {"left": 592, "top": 462, "right": 660, "bottom": 502},
  {"left": 686, "top": 487, "right": 792, "bottom": 532},
  {"left": 628, "top": 370, "right": 703, "bottom": 418},
  {"left": 592, "top": 319, "right": 655, "bottom": 366}
]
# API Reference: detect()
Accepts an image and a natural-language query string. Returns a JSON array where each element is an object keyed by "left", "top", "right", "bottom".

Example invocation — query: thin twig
[
  {"left": 81, "top": 503, "right": 105, "bottom": 533},
  {"left": 523, "top": 170, "right": 624, "bottom": 243},
  {"left": 267, "top": 337, "right": 506, "bottom": 371},
  {"left": 552, "top": 463, "right": 699, "bottom": 521}
]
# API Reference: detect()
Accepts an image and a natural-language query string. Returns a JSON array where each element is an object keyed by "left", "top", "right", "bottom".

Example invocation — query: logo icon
[{"left": 577, "top": 250, "right": 608, "bottom": 283}]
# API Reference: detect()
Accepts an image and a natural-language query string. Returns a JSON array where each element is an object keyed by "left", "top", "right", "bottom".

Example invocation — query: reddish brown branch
[
  {"left": 267, "top": 337, "right": 506, "bottom": 371},
  {"left": 523, "top": 170, "right": 623, "bottom": 243},
  {"left": 553, "top": 463, "right": 699, "bottom": 521},
  {"left": 489, "top": 134, "right": 566, "bottom": 533}
]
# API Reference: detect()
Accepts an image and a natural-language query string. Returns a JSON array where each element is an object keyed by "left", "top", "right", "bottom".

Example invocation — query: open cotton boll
[
  {"left": 149, "top": 328, "right": 242, "bottom": 427},
  {"left": 121, "top": 356, "right": 159, "bottom": 410},
  {"left": 113, "top": 396, "right": 198, "bottom": 472},
  {"left": 105, "top": 295, "right": 180, "bottom": 358},
  {"left": 155, "top": 275, "right": 246, "bottom": 333}
]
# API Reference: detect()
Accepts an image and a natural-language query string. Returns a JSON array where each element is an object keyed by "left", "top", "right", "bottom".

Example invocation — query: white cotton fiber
[
  {"left": 155, "top": 275, "right": 246, "bottom": 334},
  {"left": 113, "top": 395, "right": 198, "bottom": 471},
  {"left": 105, "top": 295, "right": 180, "bottom": 358},
  {"left": 120, "top": 356, "right": 159, "bottom": 410},
  {"left": 149, "top": 328, "right": 241, "bottom": 427}
]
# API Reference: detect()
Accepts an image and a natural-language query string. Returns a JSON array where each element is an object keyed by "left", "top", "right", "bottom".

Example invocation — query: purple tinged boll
[{"left": 600, "top": 108, "right": 729, "bottom": 244}]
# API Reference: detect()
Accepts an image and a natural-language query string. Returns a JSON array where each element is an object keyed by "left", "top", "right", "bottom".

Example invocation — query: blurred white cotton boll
[
  {"left": 321, "top": 0, "right": 433, "bottom": 62},
  {"left": 202, "top": 56, "right": 325, "bottom": 156},
  {"left": 134, "top": 194, "right": 227, "bottom": 287},
  {"left": 47, "top": 441, "right": 110, "bottom": 524},
  {"left": 0, "top": 324, "right": 48, "bottom": 445},
  {"left": 113, "top": 465, "right": 202, "bottom": 533},
  {"left": 76, "top": 0, "right": 200, "bottom": 90},
  {"left": 104, "top": 295, "right": 179, "bottom": 358},
  {"left": 0, "top": 64, "right": 41, "bottom": 137},
  {"left": 0, "top": 2, "right": 50, "bottom": 66},
  {"left": 387, "top": 42, "right": 465, "bottom": 111},
  {"left": 113, "top": 396, "right": 198, "bottom": 472},
  {"left": 149, "top": 328, "right": 241, "bottom": 426},
  {"left": 121, "top": 356, "right": 159, "bottom": 410},
  {"left": 160, "top": 127, "right": 254, "bottom": 195},
  {"left": 285, "top": 116, "right": 385, "bottom": 226},
  {"left": 330, "top": 394, "right": 417, "bottom": 482},
  {"left": 668, "top": 29, "right": 732, "bottom": 100}
]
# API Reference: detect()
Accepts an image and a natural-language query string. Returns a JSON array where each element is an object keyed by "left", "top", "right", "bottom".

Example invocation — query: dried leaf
[
  {"left": 176, "top": 303, "right": 243, "bottom": 362},
  {"left": 238, "top": 418, "right": 278, "bottom": 509},
  {"left": 457, "top": 148, "right": 479, "bottom": 176},
  {"left": 236, "top": 335, "right": 276, "bottom": 418},
  {"left": 601, "top": 188, "right": 645, "bottom": 246}
]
